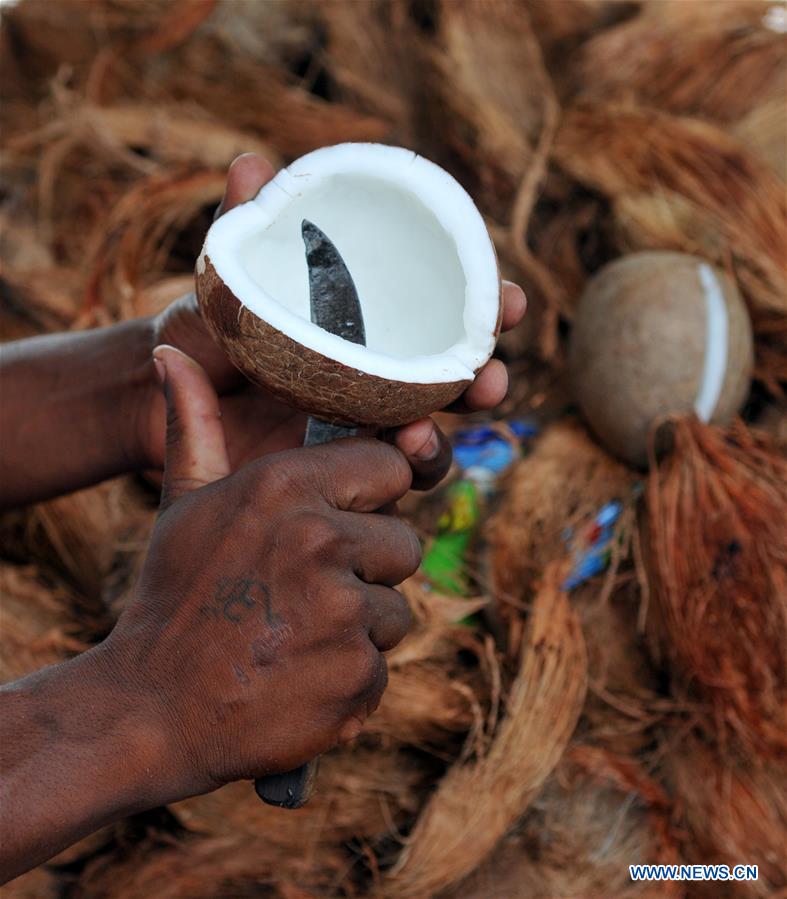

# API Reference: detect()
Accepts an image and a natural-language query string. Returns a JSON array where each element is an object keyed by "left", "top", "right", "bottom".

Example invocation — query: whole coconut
[{"left": 569, "top": 252, "right": 753, "bottom": 468}]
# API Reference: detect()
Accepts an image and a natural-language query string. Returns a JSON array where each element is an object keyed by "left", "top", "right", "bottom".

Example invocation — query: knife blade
[{"left": 254, "top": 219, "right": 366, "bottom": 809}]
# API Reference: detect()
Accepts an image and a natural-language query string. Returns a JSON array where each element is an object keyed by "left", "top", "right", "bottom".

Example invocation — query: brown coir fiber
[
  {"left": 0, "top": 478, "right": 150, "bottom": 621},
  {"left": 486, "top": 420, "right": 636, "bottom": 616},
  {"left": 2, "top": 1, "right": 787, "bottom": 895},
  {"left": 484, "top": 422, "right": 667, "bottom": 756},
  {"left": 645, "top": 417, "right": 787, "bottom": 756},
  {"left": 442, "top": 744, "right": 682, "bottom": 899},
  {"left": 74, "top": 832, "right": 340, "bottom": 899},
  {"left": 553, "top": 101, "right": 787, "bottom": 324},
  {"left": 418, "top": 0, "right": 557, "bottom": 217},
  {"left": 666, "top": 735, "right": 787, "bottom": 898},
  {"left": 574, "top": 582, "right": 669, "bottom": 757},
  {"left": 317, "top": 0, "right": 421, "bottom": 145},
  {"left": 384, "top": 566, "right": 587, "bottom": 898},
  {"left": 367, "top": 663, "right": 479, "bottom": 749},
  {"left": 734, "top": 96, "right": 787, "bottom": 178},
  {"left": 172, "top": 745, "right": 427, "bottom": 853},
  {"left": 0, "top": 562, "right": 86, "bottom": 684},
  {"left": 576, "top": 1, "right": 786, "bottom": 124},
  {"left": 352, "top": 577, "right": 491, "bottom": 752},
  {"left": 0, "top": 866, "right": 60, "bottom": 899}
]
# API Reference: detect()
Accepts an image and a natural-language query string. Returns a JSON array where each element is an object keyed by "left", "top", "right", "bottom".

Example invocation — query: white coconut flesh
[{"left": 198, "top": 143, "right": 500, "bottom": 384}]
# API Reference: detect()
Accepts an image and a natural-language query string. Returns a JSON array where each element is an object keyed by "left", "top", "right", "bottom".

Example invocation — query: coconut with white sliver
[
  {"left": 569, "top": 251, "right": 754, "bottom": 468},
  {"left": 196, "top": 143, "right": 502, "bottom": 427}
]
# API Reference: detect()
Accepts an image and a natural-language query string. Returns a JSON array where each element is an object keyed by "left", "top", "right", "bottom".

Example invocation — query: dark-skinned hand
[{"left": 109, "top": 346, "right": 419, "bottom": 794}]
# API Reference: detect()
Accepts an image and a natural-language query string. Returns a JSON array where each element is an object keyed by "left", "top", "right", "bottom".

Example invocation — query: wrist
[
  {"left": 97, "top": 628, "right": 214, "bottom": 804},
  {"left": 0, "top": 642, "right": 182, "bottom": 875},
  {"left": 78, "top": 642, "right": 176, "bottom": 809}
]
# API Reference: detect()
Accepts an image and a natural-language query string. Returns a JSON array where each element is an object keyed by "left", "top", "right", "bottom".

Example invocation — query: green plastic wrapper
[{"left": 420, "top": 480, "right": 480, "bottom": 596}]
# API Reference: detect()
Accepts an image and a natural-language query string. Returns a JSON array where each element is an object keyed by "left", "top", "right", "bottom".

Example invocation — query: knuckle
[
  {"left": 361, "top": 443, "right": 411, "bottom": 499},
  {"left": 400, "top": 523, "right": 422, "bottom": 574},
  {"left": 348, "top": 644, "right": 385, "bottom": 698},
  {"left": 385, "top": 520, "right": 421, "bottom": 577},
  {"left": 390, "top": 588, "right": 413, "bottom": 634},
  {"left": 295, "top": 512, "right": 343, "bottom": 559},
  {"left": 326, "top": 584, "right": 366, "bottom": 630},
  {"left": 255, "top": 456, "right": 302, "bottom": 502},
  {"left": 382, "top": 446, "right": 413, "bottom": 495}
]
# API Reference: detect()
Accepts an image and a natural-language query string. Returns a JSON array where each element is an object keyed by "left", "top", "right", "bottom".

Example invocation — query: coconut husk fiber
[
  {"left": 553, "top": 100, "right": 787, "bottom": 390},
  {"left": 645, "top": 417, "right": 787, "bottom": 756},
  {"left": 73, "top": 832, "right": 341, "bottom": 899},
  {"left": 486, "top": 420, "right": 636, "bottom": 617},
  {"left": 317, "top": 0, "right": 421, "bottom": 144},
  {"left": 0, "top": 562, "right": 87, "bottom": 684},
  {"left": 441, "top": 744, "right": 682, "bottom": 899},
  {"left": 734, "top": 96, "right": 787, "bottom": 179},
  {"left": 665, "top": 735, "right": 787, "bottom": 898},
  {"left": 553, "top": 99, "right": 787, "bottom": 313},
  {"left": 384, "top": 566, "right": 587, "bottom": 898},
  {"left": 576, "top": 1, "right": 786, "bottom": 124},
  {"left": 370, "top": 579, "right": 492, "bottom": 751},
  {"left": 417, "top": 0, "right": 558, "bottom": 216},
  {"left": 574, "top": 581, "right": 671, "bottom": 757},
  {"left": 172, "top": 745, "right": 427, "bottom": 854},
  {"left": 3, "top": 0, "right": 787, "bottom": 895},
  {"left": 0, "top": 478, "right": 151, "bottom": 624},
  {"left": 0, "top": 866, "right": 60, "bottom": 899},
  {"left": 484, "top": 421, "right": 674, "bottom": 755}
]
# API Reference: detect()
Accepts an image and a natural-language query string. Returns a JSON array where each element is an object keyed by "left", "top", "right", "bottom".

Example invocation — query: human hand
[
  {"left": 110, "top": 345, "right": 419, "bottom": 797},
  {"left": 139, "top": 154, "right": 527, "bottom": 487}
]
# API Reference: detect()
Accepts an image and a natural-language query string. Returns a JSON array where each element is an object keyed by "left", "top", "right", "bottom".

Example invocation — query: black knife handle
[{"left": 254, "top": 758, "right": 319, "bottom": 809}]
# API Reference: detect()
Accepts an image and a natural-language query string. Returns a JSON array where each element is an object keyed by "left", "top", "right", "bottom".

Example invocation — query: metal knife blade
[
  {"left": 254, "top": 218, "right": 366, "bottom": 809},
  {"left": 301, "top": 218, "right": 366, "bottom": 347},
  {"left": 301, "top": 219, "right": 365, "bottom": 446}
]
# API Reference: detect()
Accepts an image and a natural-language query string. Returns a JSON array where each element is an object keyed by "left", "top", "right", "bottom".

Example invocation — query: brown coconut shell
[
  {"left": 569, "top": 252, "right": 754, "bottom": 468},
  {"left": 197, "top": 256, "right": 501, "bottom": 428}
]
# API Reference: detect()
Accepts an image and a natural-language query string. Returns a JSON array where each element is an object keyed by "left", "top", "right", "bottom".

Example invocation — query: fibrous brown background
[{"left": 1, "top": 1, "right": 785, "bottom": 897}]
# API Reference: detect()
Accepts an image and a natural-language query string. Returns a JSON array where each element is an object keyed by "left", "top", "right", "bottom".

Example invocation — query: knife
[{"left": 254, "top": 219, "right": 366, "bottom": 808}]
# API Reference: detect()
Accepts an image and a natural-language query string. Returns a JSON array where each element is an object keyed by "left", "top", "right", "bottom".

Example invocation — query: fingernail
[
  {"left": 502, "top": 280, "right": 527, "bottom": 304},
  {"left": 153, "top": 357, "right": 166, "bottom": 385},
  {"left": 414, "top": 428, "right": 440, "bottom": 461}
]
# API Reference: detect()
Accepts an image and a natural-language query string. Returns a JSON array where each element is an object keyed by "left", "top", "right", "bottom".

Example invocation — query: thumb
[{"left": 153, "top": 344, "right": 231, "bottom": 512}]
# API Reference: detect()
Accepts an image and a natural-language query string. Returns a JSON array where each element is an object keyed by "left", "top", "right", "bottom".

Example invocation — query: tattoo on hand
[{"left": 213, "top": 576, "right": 281, "bottom": 626}]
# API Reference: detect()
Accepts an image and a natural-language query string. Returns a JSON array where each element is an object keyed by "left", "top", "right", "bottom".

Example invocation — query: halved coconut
[{"left": 196, "top": 143, "right": 501, "bottom": 427}]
